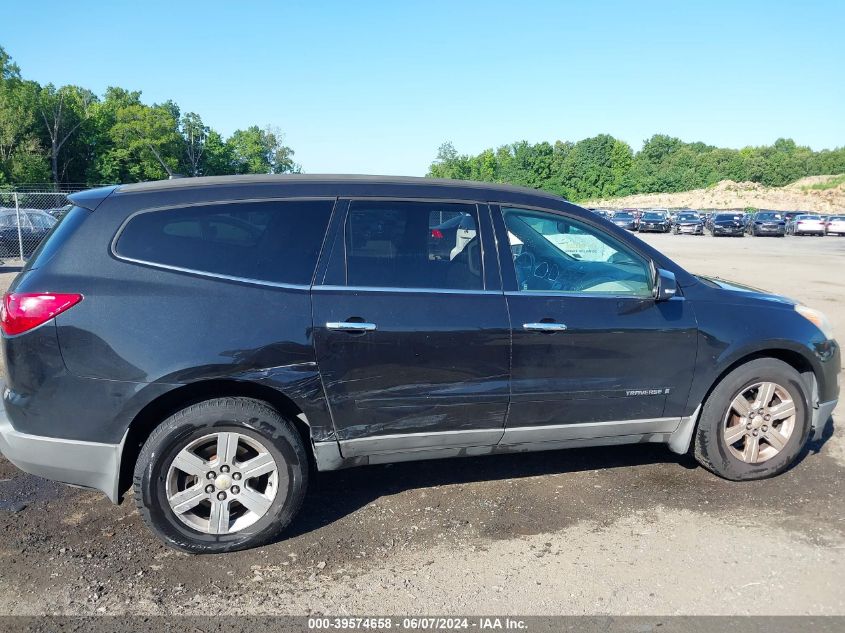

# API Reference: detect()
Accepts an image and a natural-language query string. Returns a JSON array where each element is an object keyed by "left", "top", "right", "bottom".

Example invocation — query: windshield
[
  {"left": 798, "top": 215, "right": 820, "bottom": 220},
  {"left": 715, "top": 214, "right": 742, "bottom": 221},
  {"left": 642, "top": 213, "right": 664, "bottom": 220},
  {"left": 613, "top": 213, "right": 634, "bottom": 219},
  {"left": 677, "top": 213, "right": 699, "bottom": 221},
  {"left": 756, "top": 212, "right": 783, "bottom": 220}
]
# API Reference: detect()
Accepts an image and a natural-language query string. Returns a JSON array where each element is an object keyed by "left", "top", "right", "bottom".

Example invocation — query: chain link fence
[{"left": 0, "top": 191, "right": 73, "bottom": 268}]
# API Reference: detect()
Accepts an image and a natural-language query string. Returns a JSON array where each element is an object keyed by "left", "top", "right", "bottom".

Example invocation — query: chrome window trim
[
  {"left": 313, "top": 284, "right": 503, "bottom": 296},
  {"left": 110, "top": 197, "right": 336, "bottom": 289},
  {"left": 503, "top": 290, "right": 676, "bottom": 300},
  {"left": 109, "top": 256, "right": 313, "bottom": 290},
  {"left": 340, "top": 196, "right": 490, "bottom": 205}
]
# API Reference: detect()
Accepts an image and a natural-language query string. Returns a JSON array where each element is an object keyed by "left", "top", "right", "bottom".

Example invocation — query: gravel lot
[{"left": 0, "top": 233, "right": 843, "bottom": 616}]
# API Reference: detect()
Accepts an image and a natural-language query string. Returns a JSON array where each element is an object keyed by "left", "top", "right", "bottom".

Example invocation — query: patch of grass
[{"left": 801, "top": 174, "right": 845, "bottom": 191}]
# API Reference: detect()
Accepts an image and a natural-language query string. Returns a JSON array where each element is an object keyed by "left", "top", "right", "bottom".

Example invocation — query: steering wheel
[{"left": 513, "top": 251, "right": 535, "bottom": 288}]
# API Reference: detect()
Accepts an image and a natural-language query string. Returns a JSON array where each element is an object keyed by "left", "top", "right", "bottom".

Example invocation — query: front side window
[
  {"left": 345, "top": 200, "right": 482, "bottom": 290},
  {"left": 115, "top": 200, "right": 334, "bottom": 285},
  {"left": 503, "top": 207, "right": 652, "bottom": 296}
]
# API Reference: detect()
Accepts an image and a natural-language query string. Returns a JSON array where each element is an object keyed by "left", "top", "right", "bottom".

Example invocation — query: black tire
[
  {"left": 134, "top": 397, "right": 309, "bottom": 554},
  {"left": 693, "top": 358, "right": 810, "bottom": 481}
]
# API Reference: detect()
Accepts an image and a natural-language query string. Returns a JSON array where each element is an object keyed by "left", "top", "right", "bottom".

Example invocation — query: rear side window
[
  {"left": 23, "top": 206, "right": 90, "bottom": 272},
  {"left": 345, "top": 200, "right": 482, "bottom": 290},
  {"left": 115, "top": 200, "right": 334, "bottom": 285}
]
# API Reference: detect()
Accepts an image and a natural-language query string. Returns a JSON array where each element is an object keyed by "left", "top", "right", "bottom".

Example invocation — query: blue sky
[{"left": 4, "top": 0, "right": 844, "bottom": 175}]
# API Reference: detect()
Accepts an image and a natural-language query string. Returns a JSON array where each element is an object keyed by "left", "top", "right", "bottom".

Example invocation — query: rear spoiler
[{"left": 67, "top": 185, "right": 118, "bottom": 212}]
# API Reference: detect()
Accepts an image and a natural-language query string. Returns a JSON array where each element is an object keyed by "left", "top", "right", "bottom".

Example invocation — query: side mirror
[{"left": 654, "top": 268, "right": 677, "bottom": 302}]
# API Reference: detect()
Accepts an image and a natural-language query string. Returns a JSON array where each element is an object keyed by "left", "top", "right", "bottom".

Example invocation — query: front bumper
[
  {"left": 713, "top": 226, "right": 744, "bottom": 235},
  {"left": 0, "top": 401, "right": 124, "bottom": 503},
  {"left": 677, "top": 225, "right": 703, "bottom": 234}
]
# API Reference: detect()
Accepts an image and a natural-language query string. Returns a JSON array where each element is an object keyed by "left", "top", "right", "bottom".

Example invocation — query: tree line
[
  {"left": 0, "top": 46, "right": 299, "bottom": 189},
  {"left": 427, "top": 135, "right": 845, "bottom": 202}
]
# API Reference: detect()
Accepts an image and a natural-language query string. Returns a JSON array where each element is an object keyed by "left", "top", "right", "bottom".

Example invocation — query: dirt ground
[
  {"left": 0, "top": 233, "right": 843, "bottom": 616},
  {"left": 586, "top": 175, "right": 845, "bottom": 213}
]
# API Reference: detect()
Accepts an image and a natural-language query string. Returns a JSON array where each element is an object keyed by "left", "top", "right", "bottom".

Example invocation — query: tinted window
[
  {"left": 115, "top": 200, "right": 334, "bottom": 285},
  {"left": 503, "top": 207, "right": 652, "bottom": 296},
  {"left": 345, "top": 200, "right": 482, "bottom": 290},
  {"left": 22, "top": 205, "right": 90, "bottom": 272}
]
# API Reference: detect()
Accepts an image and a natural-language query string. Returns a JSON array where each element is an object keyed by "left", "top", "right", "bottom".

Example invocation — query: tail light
[
  {"left": 430, "top": 229, "right": 444, "bottom": 239},
  {"left": 1, "top": 292, "right": 83, "bottom": 336}
]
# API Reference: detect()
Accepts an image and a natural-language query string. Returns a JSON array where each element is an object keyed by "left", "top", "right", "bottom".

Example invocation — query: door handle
[
  {"left": 523, "top": 322, "right": 568, "bottom": 332},
  {"left": 326, "top": 321, "right": 377, "bottom": 332}
]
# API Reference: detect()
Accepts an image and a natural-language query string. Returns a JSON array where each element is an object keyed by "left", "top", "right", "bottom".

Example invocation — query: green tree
[
  {"left": 180, "top": 112, "right": 209, "bottom": 176},
  {"left": 227, "top": 125, "right": 299, "bottom": 175},
  {"left": 108, "top": 102, "right": 182, "bottom": 180},
  {"left": 199, "top": 130, "right": 233, "bottom": 176},
  {"left": 37, "top": 84, "right": 96, "bottom": 186}
]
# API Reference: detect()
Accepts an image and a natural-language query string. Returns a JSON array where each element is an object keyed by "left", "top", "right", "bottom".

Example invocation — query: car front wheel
[
  {"left": 693, "top": 358, "right": 810, "bottom": 481},
  {"left": 134, "top": 397, "right": 309, "bottom": 553}
]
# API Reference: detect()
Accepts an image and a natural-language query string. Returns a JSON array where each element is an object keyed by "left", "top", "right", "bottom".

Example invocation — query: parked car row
[{"left": 589, "top": 208, "right": 845, "bottom": 238}]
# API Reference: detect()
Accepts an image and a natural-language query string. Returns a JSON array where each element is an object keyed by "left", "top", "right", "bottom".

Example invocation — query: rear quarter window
[
  {"left": 114, "top": 200, "right": 334, "bottom": 285},
  {"left": 23, "top": 205, "right": 90, "bottom": 272}
]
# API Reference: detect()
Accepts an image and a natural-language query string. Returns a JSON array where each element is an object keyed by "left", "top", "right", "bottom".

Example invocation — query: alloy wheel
[
  {"left": 165, "top": 431, "right": 283, "bottom": 534},
  {"left": 722, "top": 382, "right": 797, "bottom": 464}
]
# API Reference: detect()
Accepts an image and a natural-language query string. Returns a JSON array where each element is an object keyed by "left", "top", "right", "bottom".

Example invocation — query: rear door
[
  {"left": 312, "top": 199, "right": 510, "bottom": 459},
  {"left": 491, "top": 204, "right": 698, "bottom": 444}
]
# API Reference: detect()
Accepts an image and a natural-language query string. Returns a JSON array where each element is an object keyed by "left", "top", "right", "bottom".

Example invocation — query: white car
[
  {"left": 788, "top": 214, "right": 826, "bottom": 236},
  {"left": 825, "top": 215, "right": 845, "bottom": 236}
]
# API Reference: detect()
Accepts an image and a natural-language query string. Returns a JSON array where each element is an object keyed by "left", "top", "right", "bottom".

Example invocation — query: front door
[
  {"left": 312, "top": 199, "right": 510, "bottom": 459},
  {"left": 491, "top": 205, "right": 698, "bottom": 444}
]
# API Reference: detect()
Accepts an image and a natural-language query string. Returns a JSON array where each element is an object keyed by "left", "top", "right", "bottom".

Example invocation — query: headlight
[{"left": 795, "top": 305, "right": 835, "bottom": 339}]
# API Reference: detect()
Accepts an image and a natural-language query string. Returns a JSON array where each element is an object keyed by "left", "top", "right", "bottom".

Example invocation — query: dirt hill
[{"left": 585, "top": 174, "right": 845, "bottom": 213}]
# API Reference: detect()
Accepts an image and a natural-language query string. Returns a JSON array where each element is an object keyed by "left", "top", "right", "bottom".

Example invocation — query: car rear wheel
[
  {"left": 693, "top": 358, "right": 810, "bottom": 481},
  {"left": 133, "top": 397, "right": 309, "bottom": 553}
]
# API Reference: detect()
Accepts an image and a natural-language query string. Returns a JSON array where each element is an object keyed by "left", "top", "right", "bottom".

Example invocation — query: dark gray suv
[{"left": 0, "top": 175, "right": 839, "bottom": 553}]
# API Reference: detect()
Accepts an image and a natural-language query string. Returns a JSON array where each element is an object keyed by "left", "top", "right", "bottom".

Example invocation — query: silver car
[
  {"left": 825, "top": 215, "right": 845, "bottom": 236},
  {"left": 788, "top": 214, "right": 826, "bottom": 236}
]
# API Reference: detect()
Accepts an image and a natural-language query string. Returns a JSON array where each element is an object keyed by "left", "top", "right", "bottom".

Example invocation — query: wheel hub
[{"left": 214, "top": 473, "right": 232, "bottom": 490}]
